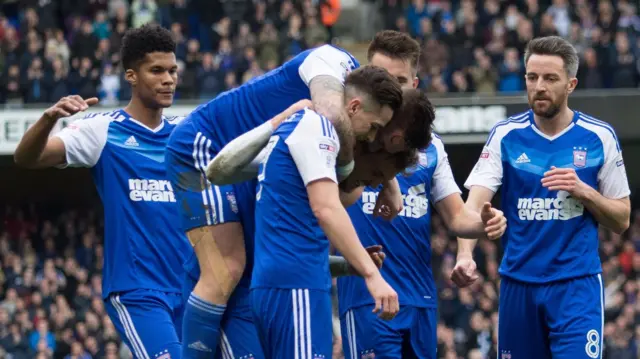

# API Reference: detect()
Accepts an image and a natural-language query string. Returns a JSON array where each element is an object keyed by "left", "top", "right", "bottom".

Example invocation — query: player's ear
[
  {"left": 125, "top": 69, "right": 137, "bottom": 86},
  {"left": 567, "top": 77, "right": 578, "bottom": 94},
  {"left": 412, "top": 76, "right": 419, "bottom": 89},
  {"left": 347, "top": 98, "right": 361, "bottom": 116}
]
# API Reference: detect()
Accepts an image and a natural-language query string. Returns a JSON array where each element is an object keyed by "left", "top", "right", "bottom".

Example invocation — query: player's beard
[{"left": 529, "top": 95, "right": 562, "bottom": 119}]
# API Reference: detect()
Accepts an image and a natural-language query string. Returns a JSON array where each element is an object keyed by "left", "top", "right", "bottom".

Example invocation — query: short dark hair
[
  {"left": 344, "top": 65, "right": 403, "bottom": 112},
  {"left": 390, "top": 89, "right": 435, "bottom": 151},
  {"left": 120, "top": 23, "right": 176, "bottom": 70},
  {"left": 367, "top": 30, "right": 421, "bottom": 71},
  {"left": 524, "top": 36, "right": 579, "bottom": 77}
]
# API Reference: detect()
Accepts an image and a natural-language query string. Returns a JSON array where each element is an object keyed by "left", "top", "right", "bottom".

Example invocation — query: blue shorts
[
  {"left": 104, "top": 289, "right": 184, "bottom": 359},
  {"left": 498, "top": 274, "right": 605, "bottom": 359},
  {"left": 340, "top": 304, "right": 437, "bottom": 359},
  {"left": 166, "top": 117, "right": 257, "bottom": 232},
  {"left": 182, "top": 266, "right": 264, "bottom": 359},
  {"left": 251, "top": 288, "right": 333, "bottom": 359}
]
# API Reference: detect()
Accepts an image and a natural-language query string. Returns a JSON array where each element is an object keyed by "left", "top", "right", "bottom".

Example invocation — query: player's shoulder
[
  {"left": 283, "top": 108, "right": 338, "bottom": 141},
  {"left": 67, "top": 110, "right": 124, "bottom": 131},
  {"left": 163, "top": 115, "right": 186, "bottom": 127},
  {"left": 574, "top": 111, "right": 620, "bottom": 150},
  {"left": 429, "top": 132, "right": 446, "bottom": 153},
  {"left": 303, "top": 44, "right": 360, "bottom": 68},
  {"left": 486, "top": 110, "right": 532, "bottom": 145}
]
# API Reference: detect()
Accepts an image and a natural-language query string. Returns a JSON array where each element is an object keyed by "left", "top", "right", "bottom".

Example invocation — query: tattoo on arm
[{"left": 309, "top": 75, "right": 354, "bottom": 164}]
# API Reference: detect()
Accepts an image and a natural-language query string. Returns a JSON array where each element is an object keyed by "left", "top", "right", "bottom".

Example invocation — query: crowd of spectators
[
  {"left": 1, "top": 0, "right": 640, "bottom": 106},
  {"left": 0, "top": 200, "right": 639, "bottom": 358}
]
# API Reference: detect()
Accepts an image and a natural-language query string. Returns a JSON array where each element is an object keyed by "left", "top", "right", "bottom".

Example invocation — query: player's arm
[
  {"left": 14, "top": 96, "right": 98, "bottom": 168},
  {"left": 541, "top": 133, "right": 631, "bottom": 234},
  {"left": 329, "top": 245, "right": 385, "bottom": 277},
  {"left": 452, "top": 137, "right": 503, "bottom": 287},
  {"left": 298, "top": 45, "right": 356, "bottom": 170},
  {"left": 206, "top": 99, "right": 312, "bottom": 185},
  {"left": 339, "top": 186, "right": 364, "bottom": 207},
  {"left": 288, "top": 114, "right": 398, "bottom": 318},
  {"left": 308, "top": 76, "right": 354, "bottom": 167}
]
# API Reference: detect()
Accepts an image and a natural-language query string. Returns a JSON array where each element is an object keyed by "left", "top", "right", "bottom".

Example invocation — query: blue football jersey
[
  {"left": 54, "top": 110, "right": 192, "bottom": 298},
  {"left": 188, "top": 44, "right": 359, "bottom": 154},
  {"left": 251, "top": 109, "right": 341, "bottom": 291},
  {"left": 465, "top": 110, "right": 630, "bottom": 283},
  {"left": 337, "top": 135, "right": 460, "bottom": 314}
]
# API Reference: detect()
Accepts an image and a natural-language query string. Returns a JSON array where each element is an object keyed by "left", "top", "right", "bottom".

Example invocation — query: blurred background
[{"left": 0, "top": 0, "right": 639, "bottom": 358}]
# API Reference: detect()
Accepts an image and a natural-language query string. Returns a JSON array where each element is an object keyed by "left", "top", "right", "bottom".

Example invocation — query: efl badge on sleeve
[{"left": 573, "top": 147, "right": 587, "bottom": 168}]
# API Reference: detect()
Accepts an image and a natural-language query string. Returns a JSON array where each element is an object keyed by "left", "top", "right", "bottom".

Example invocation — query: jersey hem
[
  {"left": 498, "top": 269, "right": 603, "bottom": 284},
  {"left": 338, "top": 301, "right": 437, "bottom": 316},
  {"left": 103, "top": 286, "right": 182, "bottom": 299},
  {"left": 250, "top": 285, "right": 331, "bottom": 292}
]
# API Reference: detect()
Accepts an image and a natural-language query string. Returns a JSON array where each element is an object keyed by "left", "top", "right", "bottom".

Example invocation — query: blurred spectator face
[
  {"left": 116, "top": 22, "right": 127, "bottom": 35},
  {"left": 0, "top": 308, "right": 8, "bottom": 325},
  {"left": 224, "top": 72, "right": 237, "bottom": 88},
  {"left": 105, "top": 341, "right": 119, "bottom": 357},
  {"left": 31, "top": 292, "right": 43, "bottom": 306},
  {"left": 99, "top": 39, "right": 110, "bottom": 53},
  {"left": 420, "top": 18, "right": 432, "bottom": 35},
  {"left": 244, "top": 47, "right": 256, "bottom": 61},
  {"left": 82, "top": 21, "right": 93, "bottom": 35},
  {"left": 202, "top": 53, "right": 214, "bottom": 68},
  {"left": 239, "top": 22, "right": 251, "bottom": 37},
  {"left": 71, "top": 341, "right": 84, "bottom": 355},
  {"left": 289, "top": 13, "right": 302, "bottom": 30},
  {"left": 37, "top": 320, "right": 49, "bottom": 334},
  {"left": 525, "top": 52, "right": 576, "bottom": 119},
  {"left": 76, "top": 321, "right": 88, "bottom": 339},
  {"left": 171, "top": 23, "right": 182, "bottom": 36},
  {"left": 96, "top": 11, "right": 107, "bottom": 23},
  {"left": 187, "top": 39, "right": 200, "bottom": 53},
  {"left": 615, "top": 33, "right": 630, "bottom": 52},
  {"left": 219, "top": 39, "right": 232, "bottom": 54},
  {"left": 81, "top": 57, "right": 93, "bottom": 71}
]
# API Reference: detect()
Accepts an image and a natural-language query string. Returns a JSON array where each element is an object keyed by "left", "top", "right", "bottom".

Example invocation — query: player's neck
[
  {"left": 533, "top": 106, "right": 574, "bottom": 137},
  {"left": 123, "top": 97, "right": 164, "bottom": 130}
]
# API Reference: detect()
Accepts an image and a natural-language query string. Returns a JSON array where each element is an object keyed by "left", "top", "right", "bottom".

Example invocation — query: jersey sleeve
[
  {"left": 464, "top": 131, "right": 503, "bottom": 193},
  {"left": 597, "top": 132, "right": 630, "bottom": 199},
  {"left": 53, "top": 115, "right": 111, "bottom": 168},
  {"left": 430, "top": 137, "right": 462, "bottom": 203},
  {"left": 285, "top": 111, "right": 340, "bottom": 185},
  {"left": 298, "top": 45, "right": 358, "bottom": 86}
]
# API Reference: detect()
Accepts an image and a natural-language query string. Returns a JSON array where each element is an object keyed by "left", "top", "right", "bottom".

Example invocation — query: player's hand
[
  {"left": 481, "top": 202, "right": 506, "bottom": 239},
  {"left": 269, "top": 99, "right": 313, "bottom": 130},
  {"left": 541, "top": 166, "right": 590, "bottom": 200},
  {"left": 373, "top": 178, "right": 403, "bottom": 220},
  {"left": 364, "top": 273, "right": 399, "bottom": 320},
  {"left": 450, "top": 256, "right": 479, "bottom": 288},
  {"left": 348, "top": 245, "right": 387, "bottom": 274},
  {"left": 43, "top": 96, "right": 99, "bottom": 122}
]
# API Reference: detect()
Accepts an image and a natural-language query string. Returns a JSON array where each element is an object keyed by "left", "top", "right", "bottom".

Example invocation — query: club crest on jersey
[
  {"left": 501, "top": 350, "right": 512, "bottom": 359},
  {"left": 573, "top": 147, "right": 587, "bottom": 168},
  {"left": 361, "top": 349, "right": 376, "bottom": 359}
]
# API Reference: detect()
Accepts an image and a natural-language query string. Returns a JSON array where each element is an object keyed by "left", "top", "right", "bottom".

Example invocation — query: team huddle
[{"left": 14, "top": 23, "right": 631, "bottom": 359}]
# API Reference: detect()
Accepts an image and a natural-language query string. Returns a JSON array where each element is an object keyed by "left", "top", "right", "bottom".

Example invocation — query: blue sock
[{"left": 182, "top": 293, "right": 226, "bottom": 358}]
